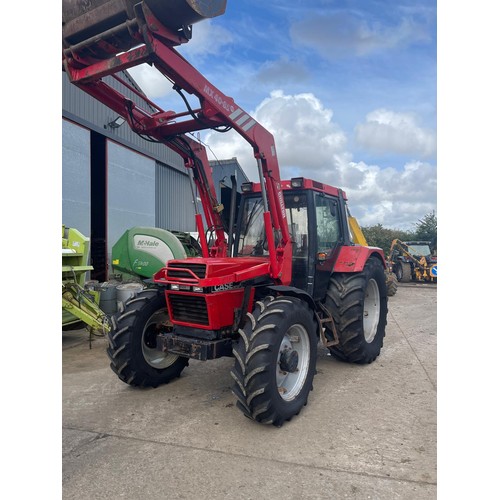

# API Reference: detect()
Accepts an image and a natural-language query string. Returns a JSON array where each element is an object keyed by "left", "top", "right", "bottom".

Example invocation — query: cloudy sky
[{"left": 128, "top": 0, "right": 437, "bottom": 230}]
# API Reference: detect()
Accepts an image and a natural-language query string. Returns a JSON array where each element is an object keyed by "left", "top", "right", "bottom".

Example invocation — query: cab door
[{"left": 312, "top": 193, "right": 344, "bottom": 300}]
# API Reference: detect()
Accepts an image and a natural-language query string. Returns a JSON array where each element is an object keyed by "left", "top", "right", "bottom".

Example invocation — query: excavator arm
[
  {"left": 388, "top": 239, "right": 427, "bottom": 272},
  {"left": 62, "top": 0, "right": 292, "bottom": 283}
]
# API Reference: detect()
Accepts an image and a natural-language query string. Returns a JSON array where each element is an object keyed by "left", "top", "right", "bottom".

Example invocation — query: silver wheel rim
[
  {"left": 142, "top": 308, "right": 179, "bottom": 369},
  {"left": 276, "top": 324, "right": 310, "bottom": 401},
  {"left": 364, "top": 278, "right": 380, "bottom": 343}
]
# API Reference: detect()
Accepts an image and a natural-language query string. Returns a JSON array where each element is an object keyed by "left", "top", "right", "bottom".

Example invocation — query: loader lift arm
[{"left": 62, "top": 0, "right": 291, "bottom": 283}]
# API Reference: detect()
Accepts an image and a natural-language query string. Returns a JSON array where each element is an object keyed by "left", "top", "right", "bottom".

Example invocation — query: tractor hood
[{"left": 154, "top": 257, "right": 270, "bottom": 288}]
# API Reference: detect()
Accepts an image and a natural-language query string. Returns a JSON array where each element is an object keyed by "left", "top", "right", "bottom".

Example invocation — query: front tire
[
  {"left": 231, "top": 296, "right": 317, "bottom": 427},
  {"left": 107, "top": 288, "right": 188, "bottom": 387},
  {"left": 325, "top": 256, "right": 388, "bottom": 364}
]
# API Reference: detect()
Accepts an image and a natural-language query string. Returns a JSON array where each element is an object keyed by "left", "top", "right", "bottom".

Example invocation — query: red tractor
[{"left": 62, "top": 0, "right": 388, "bottom": 426}]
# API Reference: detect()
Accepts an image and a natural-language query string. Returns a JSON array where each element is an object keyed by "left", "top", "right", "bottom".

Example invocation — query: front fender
[{"left": 333, "top": 246, "right": 386, "bottom": 273}]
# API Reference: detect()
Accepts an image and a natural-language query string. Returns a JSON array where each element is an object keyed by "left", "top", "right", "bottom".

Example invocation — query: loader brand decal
[
  {"left": 277, "top": 188, "right": 287, "bottom": 219},
  {"left": 203, "top": 84, "right": 234, "bottom": 113},
  {"left": 133, "top": 235, "right": 175, "bottom": 264}
]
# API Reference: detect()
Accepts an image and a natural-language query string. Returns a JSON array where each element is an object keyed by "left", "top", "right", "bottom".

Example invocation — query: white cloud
[
  {"left": 290, "top": 12, "right": 429, "bottom": 59},
  {"left": 205, "top": 89, "right": 348, "bottom": 179},
  {"left": 343, "top": 160, "right": 436, "bottom": 228},
  {"left": 256, "top": 58, "right": 309, "bottom": 85},
  {"left": 355, "top": 108, "right": 436, "bottom": 157},
  {"left": 204, "top": 91, "right": 436, "bottom": 229},
  {"left": 126, "top": 64, "right": 175, "bottom": 100}
]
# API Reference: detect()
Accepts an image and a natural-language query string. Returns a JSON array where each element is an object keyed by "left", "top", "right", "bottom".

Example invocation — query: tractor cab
[{"left": 235, "top": 177, "right": 353, "bottom": 301}]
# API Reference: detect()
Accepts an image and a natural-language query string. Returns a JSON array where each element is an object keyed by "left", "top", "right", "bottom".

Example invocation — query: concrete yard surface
[{"left": 62, "top": 284, "right": 437, "bottom": 499}]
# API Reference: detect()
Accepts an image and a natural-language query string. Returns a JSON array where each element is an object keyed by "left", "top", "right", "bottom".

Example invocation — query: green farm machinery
[
  {"left": 62, "top": 225, "right": 201, "bottom": 334},
  {"left": 111, "top": 227, "right": 201, "bottom": 282},
  {"left": 62, "top": 225, "right": 110, "bottom": 335}
]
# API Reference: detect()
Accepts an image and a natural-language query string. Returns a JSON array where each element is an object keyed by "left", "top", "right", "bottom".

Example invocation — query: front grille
[
  {"left": 169, "top": 294, "right": 209, "bottom": 325},
  {"left": 167, "top": 263, "right": 207, "bottom": 279}
]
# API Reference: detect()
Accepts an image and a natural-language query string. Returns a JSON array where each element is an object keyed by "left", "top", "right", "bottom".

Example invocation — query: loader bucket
[{"left": 62, "top": 0, "right": 227, "bottom": 52}]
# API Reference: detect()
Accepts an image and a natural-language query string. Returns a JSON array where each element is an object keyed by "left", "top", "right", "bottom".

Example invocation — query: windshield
[
  {"left": 237, "top": 197, "right": 267, "bottom": 256},
  {"left": 406, "top": 244, "right": 431, "bottom": 257},
  {"left": 237, "top": 194, "right": 309, "bottom": 257}
]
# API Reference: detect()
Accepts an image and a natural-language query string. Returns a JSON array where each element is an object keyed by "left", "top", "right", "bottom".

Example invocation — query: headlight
[{"left": 193, "top": 286, "right": 204, "bottom": 293}]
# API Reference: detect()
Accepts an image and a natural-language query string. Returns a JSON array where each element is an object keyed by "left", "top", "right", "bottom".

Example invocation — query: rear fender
[{"left": 333, "top": 246, "right": 386, "bottom": 273}]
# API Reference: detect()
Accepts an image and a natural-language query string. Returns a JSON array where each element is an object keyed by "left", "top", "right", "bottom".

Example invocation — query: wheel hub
[
  {"left": 275, "top": 323, "right": 311, "bottom": 402},
  {"left": 142, "top": 308, "right": 179, "bottom": 369},
  {"left": 363, "top": 278, "right": 381, "bottom": 343},
  {"left": 144, "top": 325, "right": 158, "bottom": 349},
  {"left": 279, "top": 349, "right": 299, "bottom": 373}
]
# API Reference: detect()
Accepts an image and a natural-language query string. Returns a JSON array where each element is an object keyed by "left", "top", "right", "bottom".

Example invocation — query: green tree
[
  {"left": 361, "top": 224, "right": 414, "bottom": 256},
  {"left": 414, "top": 211, "right": 437, "bottom": 243},
  {"left": 360, "top": 211, "right": 437, "bottom": 256}
]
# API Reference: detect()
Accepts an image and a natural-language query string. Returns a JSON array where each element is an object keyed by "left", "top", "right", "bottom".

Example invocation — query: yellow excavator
[{"left": 388, "top": 239, "right": 437, "bottom": 283}]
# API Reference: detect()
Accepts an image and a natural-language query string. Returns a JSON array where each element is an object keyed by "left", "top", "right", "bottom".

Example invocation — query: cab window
[{"left": 315, "top": 195, "right": 340, "bottom": 253}]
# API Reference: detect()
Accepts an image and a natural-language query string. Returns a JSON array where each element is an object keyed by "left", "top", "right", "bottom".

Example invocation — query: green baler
[{"left": 111, "top": 227, "right": 201, "bottom": 281}]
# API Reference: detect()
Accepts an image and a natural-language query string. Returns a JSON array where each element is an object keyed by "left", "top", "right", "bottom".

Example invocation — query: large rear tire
[
  {"left": 231, "top": 296, "right": 317, "bottom": 427},
  {"left": 325, "top": 256, "right": 388, "bottom": 364},
  {"left": 107, "top": 288, "right": 188, "bottom": 387}
]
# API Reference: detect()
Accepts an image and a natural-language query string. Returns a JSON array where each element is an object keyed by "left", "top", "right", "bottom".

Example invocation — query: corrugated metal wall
[
  {"left": 156, "top": 162, "right": 197, "bottom": 232},
  {"left": 62, "top": 120, "right": 91, "bottom": 234},
  {"left": 107, "top": 142, "right": 156, "bottom": 260}
]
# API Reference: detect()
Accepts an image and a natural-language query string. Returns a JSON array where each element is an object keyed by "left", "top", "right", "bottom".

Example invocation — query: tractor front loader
[{"left": 62, "top": 0, "right": 388, "bottom": 426}]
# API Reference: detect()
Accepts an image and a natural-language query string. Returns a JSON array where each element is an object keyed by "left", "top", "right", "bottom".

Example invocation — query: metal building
[
  {"left": 209, "top": 157, "right": 249, "bottom": 233},
  {"left": 62, "top": 70, "right": 247, "bottom": 281}
]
